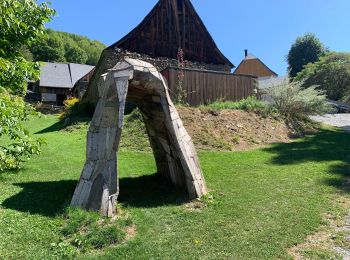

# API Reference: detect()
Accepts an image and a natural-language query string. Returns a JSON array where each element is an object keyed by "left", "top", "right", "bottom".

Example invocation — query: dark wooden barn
[
  {"left": 113, "top": 0, "right": 233, "bottom": 72},
  {"left": 233, "top": 50, "right": 278, "bottom": 78},
  {"left": 83, "top": 0, "right": 257, "bottom": 106}
]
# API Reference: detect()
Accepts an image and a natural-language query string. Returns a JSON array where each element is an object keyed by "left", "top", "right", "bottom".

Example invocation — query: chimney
[{"left": 244, "top": 49, "right": 248, "bottom": 57}]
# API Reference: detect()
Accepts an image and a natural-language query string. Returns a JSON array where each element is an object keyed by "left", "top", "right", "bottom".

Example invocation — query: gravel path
[{"left": 310, "top": 114, "right": 350, "bottom": 132}]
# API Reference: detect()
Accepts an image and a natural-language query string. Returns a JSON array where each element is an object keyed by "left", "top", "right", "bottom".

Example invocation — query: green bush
[
  {"left": 204, "top": 96, "right": 267, "bottom": 112},
  {"left": 60, "top": 100, "right": 95, "bottom": 121},
  {"left": 267, "top": 79, "right": 332, "bottom": 135},
  {"left": 0, "top": 89, "right": 45, "bottom": 171},
  {"left": 295, "top": 52, "right": 350, "bottom": 101},
  {"left": 267, "top": 79, "right": 332, "bottom": 118}
]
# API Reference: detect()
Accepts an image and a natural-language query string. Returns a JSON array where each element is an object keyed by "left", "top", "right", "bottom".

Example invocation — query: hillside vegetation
[
  {"left": 29, "top": 29, "right": 106, "bottom": 65},
  {"left": 61, "top": 106, "right": 292, "bottom": 152}
]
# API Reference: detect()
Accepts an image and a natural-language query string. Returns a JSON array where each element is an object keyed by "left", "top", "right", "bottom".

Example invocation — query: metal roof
[
  {"left": 70, "top": 63, "right": 95, "bottom": 85},
  {"left": 39, "top": 62, "right": 94, "bottom": 89}
]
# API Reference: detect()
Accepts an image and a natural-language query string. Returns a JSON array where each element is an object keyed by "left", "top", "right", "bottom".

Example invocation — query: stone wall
[{"left": 83, "top": 47, "right": 231, "bottom": 105}]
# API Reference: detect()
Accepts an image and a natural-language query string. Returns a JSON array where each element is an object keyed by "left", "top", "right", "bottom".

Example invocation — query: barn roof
[
  {"left": 109, "top": 0, "right": 234, "bottom": 68},
  {"left": 39, "top": 62, "right": 94, "bottom": 89}
]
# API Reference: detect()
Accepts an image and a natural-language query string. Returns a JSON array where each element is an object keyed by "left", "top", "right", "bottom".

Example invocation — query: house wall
[
  {"left": 234, "top": 59, "right": 277, "bottom": 78},
  {"left": 40, "top": 87, "right": 71, "bottom": 104}
]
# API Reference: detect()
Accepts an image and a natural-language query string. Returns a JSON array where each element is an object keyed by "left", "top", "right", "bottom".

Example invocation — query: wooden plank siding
[
  {"left": 234, "top": 58, "right": 278, "bottom": 78},
  {"left": 161, "top": 67, "right": 258, "bottom": 106},
  {"left": 110, "top": 0, "right": 233, "bottom": 71}
]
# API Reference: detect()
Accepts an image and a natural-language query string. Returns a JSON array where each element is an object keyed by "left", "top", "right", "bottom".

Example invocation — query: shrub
[
  {"left": 60, "top": 99, "right": 94, "bottom": 121},
  {"left": 295, "top": 52, "right": 350, "bottom": 101},
  {"left": 204, "top": 96, "right": 267, "bottom": 112},
  {"left": 267, "top": 79, "right": 332, "bottom": 135},
  {"left": 0, "top": 88, "right": 45, "bottom": 171},
  {"left": 63, "top": 97, "right": 80, "bottom": 110},
  {"left": 267, "top": 79, "right": 332, "bottom": 118}
]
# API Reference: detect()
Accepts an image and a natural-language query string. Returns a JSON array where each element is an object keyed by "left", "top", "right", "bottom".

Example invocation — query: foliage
[
  {"left": 64, "top": 43, "right": 88, "bottom": 64},
  {"left": 30, "top": 29, "right": 106, "bottom": 65},
  {"left": 0, "top": 0, "right": 52, "bottom": 171},
  {"left": 295, "top": 52, "right": 350, "bottom": 101},
  {"left": 175, "top": 48, "right": 188, "bottom": 105},
  {"left": 30, "top": 32, "right": 66, "bottom": 63},
  {"left": 1, "top": 115, "right": 350, "bottom": 259},
  {"left": 267, "top": 79, "right": 332, "bottom": 119},
  {"left": 204, "top": 96, "right": 267, "bottom": 112},
  {"left": 19, "top": 46, "right": 34, "bottom": 61},
  {"left": 60, "top": 99, "right": 94, "bottom": 121},
  {"left": 0, "top": 0, "right": 55, "bottom": 95},
  {"left": 267, "top": 79, "right": 332, "bottom": 135},
  {"left": 287, "top": 33, "right": 327, "bottom": 78},
  {"left": 0, "top": 89, "right": 45, "bottom": 171},
  {"left": 63, "top": 97, "right": 80, "bottom": 110}
]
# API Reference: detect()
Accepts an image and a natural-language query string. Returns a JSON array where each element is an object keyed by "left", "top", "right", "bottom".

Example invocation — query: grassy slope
[{"left": 0, "top": 115, "right": 349, "bottom": 259}]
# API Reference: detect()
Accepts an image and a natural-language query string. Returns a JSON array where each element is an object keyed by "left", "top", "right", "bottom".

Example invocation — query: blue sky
[{"left": 47, "top": 0, "right": 350, "bottom": 75}]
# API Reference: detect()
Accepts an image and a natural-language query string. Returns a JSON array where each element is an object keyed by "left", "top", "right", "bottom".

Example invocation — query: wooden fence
[{"left": 161, "top": 67, "right": 258, "bottom": 106}]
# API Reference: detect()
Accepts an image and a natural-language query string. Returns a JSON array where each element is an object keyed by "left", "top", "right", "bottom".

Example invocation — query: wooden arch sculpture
[{"left": 71, "top": 58, "right": 207, "bottom": 217}]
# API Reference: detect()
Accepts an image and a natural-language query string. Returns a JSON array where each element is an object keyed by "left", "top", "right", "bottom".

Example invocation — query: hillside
[
  {"left": 29, "top": 29, "right": 106, "bottom": 65},
  {"left": 99, "top": 107, "right": 292, "bottom": 151}
]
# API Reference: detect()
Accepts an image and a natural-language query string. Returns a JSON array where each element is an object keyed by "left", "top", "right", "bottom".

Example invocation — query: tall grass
[{"left": 203, "top": 96, "right": 267, "bottom": 112}]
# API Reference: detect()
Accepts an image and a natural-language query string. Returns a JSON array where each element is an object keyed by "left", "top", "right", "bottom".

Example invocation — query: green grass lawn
[{"left": 0, "top": 115, "right": 349, "bottom": 259}]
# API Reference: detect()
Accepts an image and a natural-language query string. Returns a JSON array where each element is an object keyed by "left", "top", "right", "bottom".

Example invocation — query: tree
[
  {"left": 0, "top": 0, "right": 55, "bottom": 95},
  {"left": 295, "top": 52, "right": 350, "bottom": 101},
  {"left": 0, "top": 0, "right": 54, "bottom": 171},
  {"left": 30, "top": 29, "right": 106, "bottom": 65},
  {"left": 31, "top": 34, "right": 66, "bottom": 62},
  {"left": 64, "top": 44, "right": 88, "bottom": 64},
  {"left": 287, "top": 33, "right": 327, "bottom": 78}
]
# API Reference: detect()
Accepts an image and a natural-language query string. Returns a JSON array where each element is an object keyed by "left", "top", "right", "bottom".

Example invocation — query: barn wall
[
  {"left": 162, "top": 67, "right": 258, "bottom": 106},
  {"left": 84, "top": 48, "right": 231, "bottom": 105}
]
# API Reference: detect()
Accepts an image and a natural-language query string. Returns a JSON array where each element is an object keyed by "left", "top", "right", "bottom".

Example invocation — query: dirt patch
[
  {"left": 184, "top": 200, "right": 206, "bottom": 213},
  {"left": 125, "top": 225, "right": 137, "bottom": 241},
  {"left": 178, "top": 107, "right": 292, "bottom": 151}
]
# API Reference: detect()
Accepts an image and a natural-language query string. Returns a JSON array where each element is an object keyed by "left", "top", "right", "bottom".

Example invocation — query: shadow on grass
[
  {"left": 118, "top": 173, "right": 189, "bottom": 208},
  {"left": 35, "top": 117, "right": 91, "bottom": 134},
  {"left": 2, "top": 174, "right": 188, "bottom": 217},
  {"left": 2, "top": 180, "right": 77, "bottom": 217},
  {"left": 263, "top": 128, "right": 350, "bottom": 192},
  {"left": 35, "top": 120, "right": 65, "bottom": 134}
]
